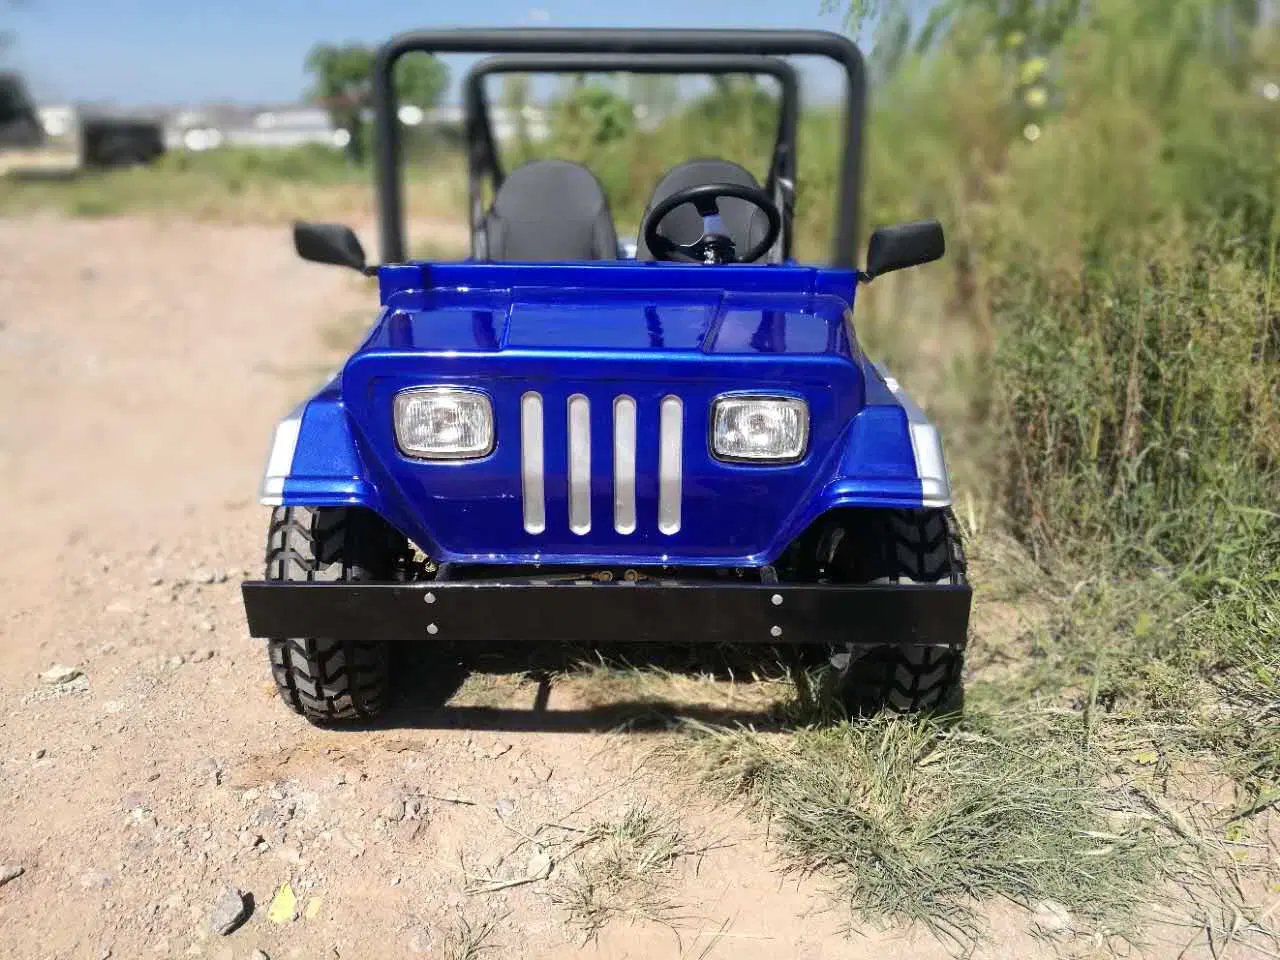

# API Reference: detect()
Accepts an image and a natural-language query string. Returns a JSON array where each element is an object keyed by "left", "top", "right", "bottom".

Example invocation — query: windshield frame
[{"left": 372, "top": 27, "right": 866, "bottom": 267}]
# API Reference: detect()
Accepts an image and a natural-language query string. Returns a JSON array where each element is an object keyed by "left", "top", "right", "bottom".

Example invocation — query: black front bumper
[{"left": 241, "top": 580, "right": 971, "bottom": 648}]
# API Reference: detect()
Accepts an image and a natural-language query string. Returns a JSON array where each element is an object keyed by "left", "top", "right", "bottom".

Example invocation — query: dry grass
[
  {"left": 675, "top": 707, "right": 1279, "bottom": 953},
  {"left": 440, "top": 907, "right": 506, "bottom": 960},
  {"left": 447, "top": 672, "right": 540, "bottom": 710},
  {"left": 560, "top": 655, "right": 795, "bottom": 717},
  {"left": 550, "top": 803, "right": 708, "bottom": 944},
  {"left": 0, "top": 146, "right": 466, "bottom": 225},
  {"left": 678, "top": 712, "right": 1153, "bottom": 946}
]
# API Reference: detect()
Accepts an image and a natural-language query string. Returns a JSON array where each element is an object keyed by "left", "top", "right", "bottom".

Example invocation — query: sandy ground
[{"left": 0, "top": 216, "right": 1103, "bottom": 960}]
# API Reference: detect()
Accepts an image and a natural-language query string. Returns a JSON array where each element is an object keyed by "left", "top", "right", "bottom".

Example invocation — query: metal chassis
[
  {"left": 241, "top": 579, "right": 971, "bottom": 648},
  {"left": 372, "top": 27, "right": 866, "bottom": 266},
  {"left": 461, "top": 53, "right": 801, "bottom": 260}
]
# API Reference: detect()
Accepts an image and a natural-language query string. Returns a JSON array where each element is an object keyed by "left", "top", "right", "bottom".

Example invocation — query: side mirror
[
  {"left": 293, "top": 221, "right": 368, "bottom": 273},
  {"left": 861, "top": 219, "right": 945, "bottom": 282}
]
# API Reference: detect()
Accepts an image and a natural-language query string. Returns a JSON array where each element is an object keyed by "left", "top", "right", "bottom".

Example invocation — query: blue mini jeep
[{"left": 240, "top": 28, "right": 971, "bottom": 725}]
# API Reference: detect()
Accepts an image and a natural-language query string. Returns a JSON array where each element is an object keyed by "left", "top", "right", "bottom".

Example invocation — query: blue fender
[{"left": 821, "top": 359, "right": 952, "bottom": 509}]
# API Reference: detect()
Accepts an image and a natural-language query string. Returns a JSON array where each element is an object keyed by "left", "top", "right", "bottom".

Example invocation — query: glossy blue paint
[
  {"left": 376, "top": 261, "right": 862, "bottom": 306},
  {"left": 369, "top": 290, "right": 851, "bottom": 357},
  {"left": 269, "top": 260, "right": 951, "bottom": 566}
]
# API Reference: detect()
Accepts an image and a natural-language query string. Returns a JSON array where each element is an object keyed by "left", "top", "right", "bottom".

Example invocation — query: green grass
[
  {"left": 0, "top": 144, "right": 467, "bottom": 224},
  {"left": 677, "top": 712, "right": 1171, "bottom": 947},
  {"left": 985, "top": 550, "right": 1280, "bottom": 807},
  {"left": 556, "top": 5, "right": 1279, "bottom": 950}
]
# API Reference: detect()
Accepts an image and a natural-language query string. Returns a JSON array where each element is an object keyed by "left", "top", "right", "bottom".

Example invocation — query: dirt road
[{"left": 0, "top": 217, "right": 1048, "bottom": 960}]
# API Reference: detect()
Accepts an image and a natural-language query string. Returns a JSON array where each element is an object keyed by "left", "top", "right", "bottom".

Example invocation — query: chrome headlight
[
  {"left": 711, "top": 395, "right": 809, "bottom": 463},
  {"left": 394, "top": 387, "right": 494, "bottom": 460}
]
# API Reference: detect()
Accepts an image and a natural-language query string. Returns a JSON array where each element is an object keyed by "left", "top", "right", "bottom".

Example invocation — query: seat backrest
[
  {"left": 479, "top": 158, "right": 619, "bottom": 262},
  {"left": 636, "top": 159, "right": 776, "bottom": 262}
]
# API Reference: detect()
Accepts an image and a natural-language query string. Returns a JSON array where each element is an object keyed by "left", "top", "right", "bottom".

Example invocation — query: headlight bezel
[
  {"left": 393, "top": 386, "right": 496, "bottom": 461},
  {"left": 709, "top": 392, "right": 810, "bottom": 465}
]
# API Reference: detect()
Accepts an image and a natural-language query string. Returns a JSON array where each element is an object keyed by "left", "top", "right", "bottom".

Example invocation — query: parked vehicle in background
[{"left": 0, "top": 70, "right": 165, "bottom": 176}]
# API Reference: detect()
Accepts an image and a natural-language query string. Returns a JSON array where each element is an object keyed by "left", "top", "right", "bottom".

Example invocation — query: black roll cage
[
  {"left": 372, "top": 28, "right": 866, "bottom": 268},
  {"left": 461, "top": 53, "right": 801, "bottom": 260}
]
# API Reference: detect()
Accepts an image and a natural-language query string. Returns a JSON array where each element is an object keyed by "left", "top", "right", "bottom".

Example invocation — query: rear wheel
[
  {"left": 818, "top": 508, "right": 968, "bottom": 716},
  {"left": 263, "top": 506, "right": 408, "bottom": 725}
]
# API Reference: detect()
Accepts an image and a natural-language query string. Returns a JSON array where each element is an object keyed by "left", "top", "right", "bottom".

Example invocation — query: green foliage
[
  {"left": 962, "top": 3, "right": 1279, "bottom": 568},
  {"left": 682, "top": 77, "right": 778, "bottom": 145},
  {"left": 625, "top": 74, "right": 679, "bottom": 119},
  {"left": 838, "top": 0, "right": 1279, "bottom": 574},
  {"left": 676, "top": 0, "right": 1280, "bottom": 942},
  {"left": 503, "top": 76, "right": 782, "bottom": 234},
  {"left": 499, "top": 75, "right": 533, "bottom": 152},
  {"left": 547, "top": 81, "right": 636, "bottom": 151},
  {"left": 159, "top": 143, "right": 360, "bottom": 183},
  {"left": 304, "top": 42, "right": 448, "bottom": 162},
  {"left": 848, "top": 0, "right": 1280, "bottom": 817}
]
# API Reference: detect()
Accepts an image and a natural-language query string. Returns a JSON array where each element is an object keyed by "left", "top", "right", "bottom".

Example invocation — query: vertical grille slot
[
  {"left": 520, "top": 392, "right": 545, "bottom": 534},
  {"left": 613, "top": 395, "right": 637, "bottom": 534},
  {"left": 658, "top": 395, "right": 683, "bottom": 535},
  {"left": 567, "top": 394, "right": 591, "bottom": 534}
]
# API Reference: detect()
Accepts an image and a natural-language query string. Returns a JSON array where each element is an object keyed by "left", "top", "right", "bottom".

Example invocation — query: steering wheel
[{"left": 643, "top": 182, "right": 782, "bottom": 265}]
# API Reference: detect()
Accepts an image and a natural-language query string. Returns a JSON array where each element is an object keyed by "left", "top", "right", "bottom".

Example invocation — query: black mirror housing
[
  {"left": 294, "top": 221, "right": 368, "bottom": 272},
  {"left": 862, "top": 219, "right": 945, "bottom": 281}
]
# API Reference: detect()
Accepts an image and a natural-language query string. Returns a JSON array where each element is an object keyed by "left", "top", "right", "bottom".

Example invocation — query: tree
[
  {"left": 304, "top": 42, "right": 448, "bottom": 163},
  {"left": 835, "top": 0, "right": 1269, "bottom": 67},
  {"left": 685, "top": 76, "right": 777, "bottom": 143},
  {"left": 548, "top": 81, "right": 635, "bottom": 153},
  {"left": 626, "top": 73, "right": 679, "bottom": 126},
  {"left": 500, "top": 73, "right": 532, "bottom": 152},
  {"left": 834, "top": 0, "right": 1269, "bottom": 141}
]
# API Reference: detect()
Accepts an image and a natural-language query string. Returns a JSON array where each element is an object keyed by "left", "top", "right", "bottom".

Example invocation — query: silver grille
[
  {"left": 519, "top": 392, "right": 683, "bottom": 536},
  {"left": 519, "top": 392, "right": 545, "bottom": 534},
  {"left": 657, "top": 396, "right": 682, "bottom": 535},
  {"left": 613, "top": 396, "right": 637, "bottom": 534}
]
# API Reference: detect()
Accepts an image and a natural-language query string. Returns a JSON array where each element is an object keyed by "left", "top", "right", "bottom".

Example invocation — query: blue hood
[
  {"left": 337, "top": 263, "right": 866, "bottom": 564},
  {"left": 261, "top": 261, "right": 941, "bottom": 568}
]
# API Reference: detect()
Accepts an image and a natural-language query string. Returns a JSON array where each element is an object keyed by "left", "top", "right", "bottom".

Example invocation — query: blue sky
[{"left": 7, "top": 0, "right": 869, "bottom": 105}]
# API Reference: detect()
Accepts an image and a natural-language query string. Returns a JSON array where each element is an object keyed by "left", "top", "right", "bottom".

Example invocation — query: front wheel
[
  {"left": 263, "top": 506, "right": 407, "bottom": 724},
  {"left": 818, "top": 508, "right": 968, "bottom": 716}
]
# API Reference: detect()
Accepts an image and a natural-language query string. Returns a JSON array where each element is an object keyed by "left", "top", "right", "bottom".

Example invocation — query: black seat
[
  {"left": 479, "top": 159, "right": 619, "bottom": 262},
  {"left": 636, "top": 159, "right": 777, "bottom": 262}
]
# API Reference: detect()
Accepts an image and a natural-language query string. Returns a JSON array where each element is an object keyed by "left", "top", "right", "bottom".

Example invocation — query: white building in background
[
  {"left": 168, "top": 103, "right": 345, "bottom": 152},
  {"left": 35, "top": 104, "right": 75, "bottom": 138},
  {"left": 162, "top": 101, "right": 550, "bottom": 153},
  {"left": 493, "top": 105, "right": 551, "bottom": 143},
  {"left": 241, "top": 105, "right": 339, "bottom": 147},
  {"left": 421, "top": 103, "right": 549, "bottom": 142}
]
